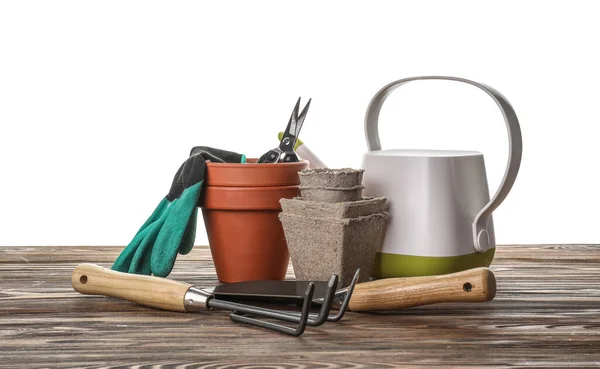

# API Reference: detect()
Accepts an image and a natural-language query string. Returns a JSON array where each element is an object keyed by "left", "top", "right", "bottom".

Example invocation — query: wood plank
[{"left": 1, "top": 245, "right": 599, "bottom": 368}]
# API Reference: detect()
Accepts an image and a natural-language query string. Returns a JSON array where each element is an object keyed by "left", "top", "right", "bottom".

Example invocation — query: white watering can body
[{"left": 361, "top": 76, "right": 522, "bottom": 278}]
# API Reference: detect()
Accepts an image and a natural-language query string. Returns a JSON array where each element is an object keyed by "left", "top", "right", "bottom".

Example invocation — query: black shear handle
[{"left": 257, "top": 149, "right": 282, "bottom": 163}]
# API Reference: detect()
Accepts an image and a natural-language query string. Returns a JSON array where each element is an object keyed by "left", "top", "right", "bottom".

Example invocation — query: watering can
[{"left": 362, "top": 76, "right": 522, "bottom": 278}]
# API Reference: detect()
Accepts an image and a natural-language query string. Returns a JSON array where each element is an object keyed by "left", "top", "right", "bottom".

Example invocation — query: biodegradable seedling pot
[
  {"left": 202, "top": 159, "right": 308, "bottom": 283},
  {"left": 279, "top": 212, "right": 388, "bottom": 286},
  {"left": 298, "top": 168, "right": 364, "bottom": 188},
  {"left": 299, "top": 185, "right": 364, "bottom": 203},
  {"left": 280, "top": 197, "right": 387, "bottom": 219}
]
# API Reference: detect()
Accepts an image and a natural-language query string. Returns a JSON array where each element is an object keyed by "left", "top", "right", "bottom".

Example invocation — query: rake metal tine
[
  {"left": 227, "top": 282, "right": 315, "bottom": 336},
  {"left": 277, "top": 273, "right": 338, "bottom": 326},
  {"left": 277, "top": 268, "right": 360, "bottom": 323},
  {"left": 326, "top": 268, "right": 360, "bottom": 322},
  {"left": 306, "top": 273, "right": 337, "bottom": 325}
]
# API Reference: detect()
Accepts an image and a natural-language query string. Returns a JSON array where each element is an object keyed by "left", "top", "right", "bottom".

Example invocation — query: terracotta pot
[
  {"left": 203, "top": 185, "right": 300, "bottom": 210},
  {"left": 202, "top": 159, "right": 308, "bottom": 283},
  {"left": 205, "top": 158, "right": 306, "bottom": 187}
]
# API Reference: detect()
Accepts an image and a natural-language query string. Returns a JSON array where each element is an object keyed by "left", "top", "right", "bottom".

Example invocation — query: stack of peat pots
[{"left": 279, "top": 168, "right": 388, "bottom": 286}]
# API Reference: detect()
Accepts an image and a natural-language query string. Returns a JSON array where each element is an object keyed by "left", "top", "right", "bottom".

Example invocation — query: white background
[{"left": 1, "top": 1, "right": 598, "bottom": 246}]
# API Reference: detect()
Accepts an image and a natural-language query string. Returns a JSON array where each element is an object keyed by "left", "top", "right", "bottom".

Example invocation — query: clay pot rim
[
  {"left": 207, "top": 158, "right": 309, "bottom": 168},
  {"left": 203, "top": 185, "right": 301, "bottom": 210},
  {"left": 206, "top": 185, "right": 301, "bottom": 190}
]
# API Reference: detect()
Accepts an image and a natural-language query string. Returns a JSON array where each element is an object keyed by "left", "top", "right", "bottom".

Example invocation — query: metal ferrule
[
  {"left": 183, "top": 287, "right": 213, "bottom": 312},
  {"left": 331, "top": 288, "right": 348, "bottom": 310}
]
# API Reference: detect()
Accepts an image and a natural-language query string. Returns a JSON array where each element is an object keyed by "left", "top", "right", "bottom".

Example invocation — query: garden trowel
[{"left": 211, "top": 267, "right": 496, "bottom": 312}]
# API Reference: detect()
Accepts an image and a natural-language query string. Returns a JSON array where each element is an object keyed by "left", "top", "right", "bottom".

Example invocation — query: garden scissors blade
[{"left": 258, "top": 97, "right": 311, "bottom": 163}]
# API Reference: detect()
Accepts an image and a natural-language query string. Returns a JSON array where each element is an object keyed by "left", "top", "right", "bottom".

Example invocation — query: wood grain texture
[
  {"left": 349, "top": 267, "right": 496, "bottom": 311},
  {"left": 1, "top": 244, "right": 599, "bottom": 368}
]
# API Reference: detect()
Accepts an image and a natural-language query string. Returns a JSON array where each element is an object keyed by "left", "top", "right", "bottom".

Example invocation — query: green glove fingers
[
  {"left": 112, "top": 198, "right": 170, "bottom": 273},
  {"left": 178, "top": 207, "right": 198, "bottom": 256},
  {"left": 133, "top": 198, "right": 169, "bottom": 236},
  {"left": 151, "top": 181, "right": 202, "bottom": 277},
  {"left": 129, "top": 203, "right": 173, "bottom": 275},
  {"left": 112, "top": 222, "right": 154, "bottom": 273}
]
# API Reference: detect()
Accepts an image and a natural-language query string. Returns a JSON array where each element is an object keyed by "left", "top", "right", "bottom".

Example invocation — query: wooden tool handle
[
  {"left": 348, "top": 267, "right": 496, "bottom": 311},
  {"left": 71, "top": 263, "right": 192, "bottom": 312}
]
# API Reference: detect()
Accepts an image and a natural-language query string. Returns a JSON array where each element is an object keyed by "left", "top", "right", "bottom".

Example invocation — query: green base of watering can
[{"left": 372, "top": 248, "right": 496, "bottom": 278}]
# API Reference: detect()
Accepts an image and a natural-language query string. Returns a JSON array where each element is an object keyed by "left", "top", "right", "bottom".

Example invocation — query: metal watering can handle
[{"left": 364, "top": 76, "right": 523, "bottom": 253}]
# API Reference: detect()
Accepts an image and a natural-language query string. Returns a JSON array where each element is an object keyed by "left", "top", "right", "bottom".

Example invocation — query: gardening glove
[{"left": 112, "top": 146, "right": 245, "bottom": 277}]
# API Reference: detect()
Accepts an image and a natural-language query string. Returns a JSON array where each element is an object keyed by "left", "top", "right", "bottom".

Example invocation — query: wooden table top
[{"left": 1, "top": 245, "right": 599, "bottom": 368}]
